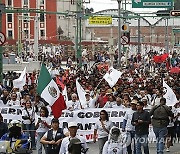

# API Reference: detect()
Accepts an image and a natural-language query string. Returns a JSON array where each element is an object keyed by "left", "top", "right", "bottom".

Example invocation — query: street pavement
[
  {"left": 87, "top": 142, "right": 180, "bottom": 154},
  {"left": 32, "top": 143, "right": 180, "bottom": 154}
]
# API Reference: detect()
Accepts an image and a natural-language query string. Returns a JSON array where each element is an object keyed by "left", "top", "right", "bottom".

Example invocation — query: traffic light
[
  {"left": 170, "top": 10, "right": 180, "bottom": 16},
  {"left": 121, "top": 23, "right": 129, "bottom": 32}
]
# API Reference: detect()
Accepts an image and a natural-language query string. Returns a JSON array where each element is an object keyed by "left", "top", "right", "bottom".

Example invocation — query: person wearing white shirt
[
  {"left": 7, "top": 92, "right": 20, "bottom": 106},
  {"left": 22, "top": 101, "right": 36, "bottom": 149},
  {"left": 35, "top": 106, "right": 51, "bottom": 154},
  {"left": 112, "top": 96, "right": 125, "bottom": 109},
  {"left": 142, "top": 98, "right": 152, "bottom": 111},
  {"left": 82, "top": 91, "right": 98, "bottom": 108},
  {"left": 59, "top": 122, "right": 88, "bottom": 154},
  {"left": 103, "top": 93, "right": 116, "bottom": 108},
  {"left": 122, "top": 100, "right": 137, "bottom": 154},
  {"left": 93, "top": 110, "right": 114, "bottom": 154},
  {"left": 151, "top": 90, "right": 161, "bottom": 106},
  {"left": 66, "top": 93, "right": 82, "bottom": 111}
]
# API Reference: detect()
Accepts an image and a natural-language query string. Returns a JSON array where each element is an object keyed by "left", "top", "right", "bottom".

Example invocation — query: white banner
[{"left": 0, "top": 107, "right": 155, "bottom": 142}]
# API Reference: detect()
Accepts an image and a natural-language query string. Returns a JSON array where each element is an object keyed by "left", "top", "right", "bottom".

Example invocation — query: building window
[
  {"left": 7, "top": 14, "right": 12, "bottom": 22},
  {"left": 8, "top": 30, "right": 13, "bottom": 38},
  {"left": 24, "top": 0, "right": 28, "bottom": 5},
  {"left": 40, "top": 13, "right": 44, "bottom": 22},
  {"left": 40, "top": 30, "right": 45, "bottom": 37},
  {"left": 24, "top": 30, "right": 29, "bottom": 38},
  {"left": 40, "top": 0, "right": 44, "bottom": 5},
  {"left": 23, "top": 14, "right": 28, "bottom": 22},
  {"left": 7, "top": 0, "right": 12, "bottom": 6}
]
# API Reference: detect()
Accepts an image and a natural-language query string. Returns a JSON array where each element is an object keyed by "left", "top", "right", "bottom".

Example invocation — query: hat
[
  {"left": 112, "top": 127, "right": 120, "bottom": 134},
  {"left": 68, "top": 122, "right": 78, "bottom": 128},
  {"left": 8, "top": 120, "right": 22, "bottom": 129},
  {"left": 131, "top": 99, "right": 138, "bottom": 105},
  {"left": 51, "top": 118, "right": 59, "bottom": 123},
  {"left": 142, "top": 97, "right": 147, "bottom": 101},
  {"left": 106, "top": 89, "right": 113, "bottom": 95}
]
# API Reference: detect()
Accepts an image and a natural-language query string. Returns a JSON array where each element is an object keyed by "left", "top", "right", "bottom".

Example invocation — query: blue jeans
[
  {"left": 37, "top": 132, "right": 47, "bottom": 154},
  {"left": 127, "top": 131, "right": 136, "bottom": 154},
  {"left": 153, "top": 127, "right": 168, "bottom": 154},
  {"left": 135, "top": 134, "right": 149, "bottom": 154},
  {"left": 24, "top": 124, "right": 36, "bottom": 149}
]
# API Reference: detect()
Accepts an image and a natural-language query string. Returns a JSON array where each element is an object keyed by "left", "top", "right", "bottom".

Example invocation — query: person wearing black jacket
[
  {"left": 40, "top": 118, "right": 65, "bottom": 154},
  {"left": 132, "top": 101, "right": 151, "bottom": 154},
  {"left": 0, "top": 113, "right": 8, "bottom": 138}
]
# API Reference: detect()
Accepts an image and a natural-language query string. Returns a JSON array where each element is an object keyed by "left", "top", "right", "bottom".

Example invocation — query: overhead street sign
[
  {"left": 89, "top": 16, "right": 112, "bottom": 25},
  {"left": 121, "top": 35, "right": 129, "bottom": 45},
  {"left": 0, "top": 32, "right": 6, "bottom": 46},
  {"left": 132, "top": 0, "right": 173, "bottom": 8}
]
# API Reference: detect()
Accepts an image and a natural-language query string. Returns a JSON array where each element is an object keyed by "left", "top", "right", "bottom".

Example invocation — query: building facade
[{"left": 2, "top": 0, "right": 57, "bottom": 44}]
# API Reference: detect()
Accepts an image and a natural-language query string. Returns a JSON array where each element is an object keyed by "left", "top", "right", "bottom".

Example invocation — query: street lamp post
[{"left": 117, "top": 0, "right": 122, "bottom": 68}]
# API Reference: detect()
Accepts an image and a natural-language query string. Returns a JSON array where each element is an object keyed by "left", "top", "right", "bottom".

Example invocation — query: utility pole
[
  {"left": 76, "top": 0, "right": 83, "bottom": 67},
  {"left": 138, "top": 17, "right": 141, "bottom": 53},
  {"left": 34, "top": 0, "right": 39, "bottom": 61},
  {"left": 117, "top": 0, "right": 122, "bottom": 68},
  {"left": 165, "top": 17, "right": 169, "bottom": 53},
  {"left": 0, "top": 0, "right": 3, "bottom": 82}
]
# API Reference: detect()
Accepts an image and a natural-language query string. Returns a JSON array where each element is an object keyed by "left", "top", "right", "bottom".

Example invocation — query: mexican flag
[{"left": 37, "top": 64, "right": 66, "bottom": 118}]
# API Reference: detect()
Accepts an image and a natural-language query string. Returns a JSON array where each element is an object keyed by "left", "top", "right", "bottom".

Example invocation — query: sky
[
  {"left": 85, "top": 0, "right": 163, "bottom": 13},
  {"left": 85, "top": 0, "right": 118, "bottom": 12}
]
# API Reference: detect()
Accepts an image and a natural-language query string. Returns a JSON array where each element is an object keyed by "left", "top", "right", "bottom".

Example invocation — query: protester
[
  {"left": 102, "top": 126, "right": 128, "bottom": 154},
  {"left": 82, "top": 90, "right": 98, "bottom": 108},
  {"left": 7, "top": 92, "right": 20, "bottom": 106},
  {"left": 66, "top": 93, "right": 82, "bottom": 110},
  {"left": 59, "top": 122, "right": 88, "bottom": 154},
  {"left": 132, "top": 101, "right": 151, "bottom": 154},
  {"left": 122, "top": 99, "right": 137, "bottom": 154},
  {"left": 22, "top": 101, "right": 36, "bottom": 150},
  {"left": 35, "top": 106, "right": 51, "bottom": 154},
  {"left": 0, "top": 120, "right": 30, "bottom": 153},
  {"left": 40, "top": 118, "right": 65, "bottom": 154},
  {"left": 150, "top": 97, "right": 174, "bottom": 154},
  {"left": 93, "top": 109, "right": 114, "bottom": 154},
  {"left": 0, "top": 113, "right": 8, "bottom": 138}
]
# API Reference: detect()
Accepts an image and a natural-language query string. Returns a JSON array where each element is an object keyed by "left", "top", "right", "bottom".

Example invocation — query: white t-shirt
[
  {"left": 59, "top": 135, "right": 88, "bottom": 154},
  {"left": 124, "top": 108, "right": 136, "bottom": 131},
  {"left": 102, "top": 142, "right": 126, "bottom": 154},
  {"left": 7, "top": 100, "right": 20, "bottom": 106},
  {"left": 82, "top": 98, "right": 97, "bottom": 109},
  {"left": 66, "top": 100, "right": 81, "bottom": 110},
  {"left": 22, "top": 107, "right": 35, "bottom": 124},
  {"left": 94, "top": 120, "right": 114, "bottom": 139},
  {"left": 35, "top": 115, "right": 51, "bottom": 133}
]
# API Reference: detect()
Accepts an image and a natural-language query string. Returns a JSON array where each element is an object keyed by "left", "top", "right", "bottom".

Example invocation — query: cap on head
[
  {"left": 8, "top": 120, "right": 22, "bottom": 129},
  {"left": 106, "top": 89, "right": 113, "bottom": 95},
  {"left": 112, "top": 127, "right": 120, "bottom": 135},
  {"left": 131, "top": 99, "right": 138, "bottom": 105},
  {"left": 68, "top": 122, "right": 78, "bottom": 128}
]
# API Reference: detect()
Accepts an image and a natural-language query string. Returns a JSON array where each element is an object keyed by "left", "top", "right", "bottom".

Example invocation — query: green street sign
[{"left": 132, "top": 0, "right": 173, "bottom": 8}]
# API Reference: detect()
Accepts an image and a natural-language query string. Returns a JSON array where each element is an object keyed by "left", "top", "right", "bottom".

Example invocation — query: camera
[{"left": 38, "top": 118, "right": 42, "bottom": 122}]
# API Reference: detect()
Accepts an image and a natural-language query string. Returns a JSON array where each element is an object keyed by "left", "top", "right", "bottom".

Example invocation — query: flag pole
[{"left": 94, "top": 78, "right": 104, "bottom": 92}]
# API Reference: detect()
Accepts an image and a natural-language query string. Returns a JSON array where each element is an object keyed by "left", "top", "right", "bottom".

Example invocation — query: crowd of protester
[{"left": 0, "top": 47, "right": 179, "bottom": 154}]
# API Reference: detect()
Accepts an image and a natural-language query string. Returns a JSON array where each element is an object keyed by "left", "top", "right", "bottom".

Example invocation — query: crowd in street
[{"left": 0, "top": 47, "right": 179, "bottom": 154}]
